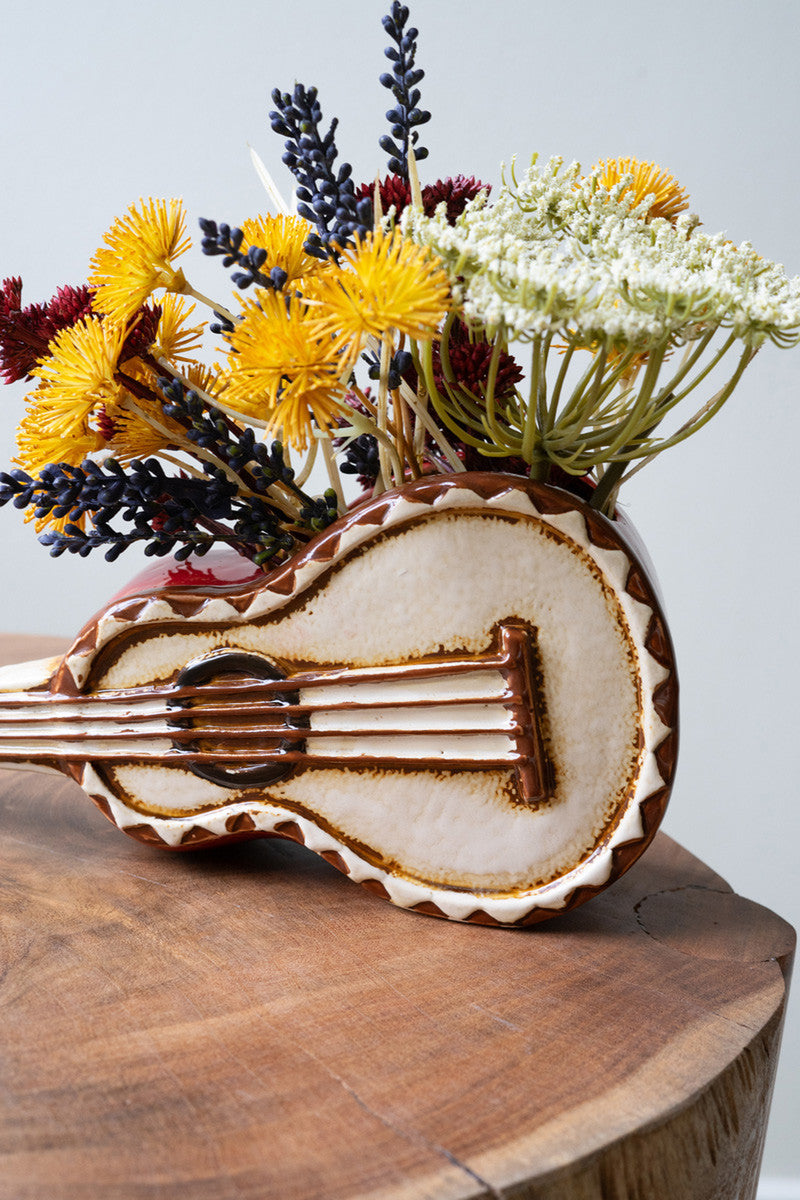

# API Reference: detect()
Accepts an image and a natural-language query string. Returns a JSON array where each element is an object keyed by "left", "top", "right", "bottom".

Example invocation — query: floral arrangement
[{"left": 1, "top": 3, "right": 799, "bottom": 567}]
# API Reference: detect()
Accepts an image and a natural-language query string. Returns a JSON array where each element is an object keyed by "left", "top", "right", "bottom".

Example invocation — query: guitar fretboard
[{"left": 0, "top": 624, "right": 552, "bottom": 803}]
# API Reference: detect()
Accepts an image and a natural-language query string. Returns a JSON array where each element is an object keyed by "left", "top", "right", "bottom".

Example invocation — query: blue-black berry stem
[
  {"left": 198, "top": 218, "right": 289, "bottom": 294},
  {"left": 155, "top": 377, "right": 338, "bottom": 529},
  {"left": 121, "top": 371, "right": 287, "bottom": 516},
  {"left": 151, "top": 368, "right": 329, "bottom": 520},
  {"left": 115, "top": 371, "right": 263, "bottom": 505},
  {"left": 269, "top": 85, "right": 372, "bottom": 257},
  {"left": 341, "top": 388, "right": 406, "bottom": 483},
  {"left": 379, "top": 3, "right": 431, "bottom": 181},
  {"left": 151, "top": 358, "right": 268, "bottom": 433}
]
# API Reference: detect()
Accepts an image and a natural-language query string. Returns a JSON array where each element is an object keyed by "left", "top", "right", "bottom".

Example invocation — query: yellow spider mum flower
[
  {"left": 89, "top": 198, "right": 191, "bottom": 323},
  {"left": 594, "top": 158, "right": 690, "bottom": 224},
  {"left": 15, "top": 406, "right": 103, "bottom": 476},
  {"left": 102, "top": 356, "right": 229, "bottom": 463},
  {"left": 220, "top": 290, "right": 348, "bottom": 451},
  {"left": 100, "top": 398, "right": 187, "bottom": 464},
  {"left": 17, "top": 316, "right": 128, "bottom": 526},
  {"left": 30, "top": 317, "right": 128, "bottom": 441},
  {"left": 149, "top": 294, "right": 204, "bottom": 363},
  {"left": 312, "top": 227, "right": 450, "bottom": 361},
  {"left": 14, "top": 409, "right": 104, "bottom": 532},
  {"left": 240, "top": 214, "right": 325, "bottom": 288},
  {"left": 181, "top": 361, "right": 224, "bottom": 399}
]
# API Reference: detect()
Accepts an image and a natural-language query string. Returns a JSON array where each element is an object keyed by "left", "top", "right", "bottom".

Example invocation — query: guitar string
[
  {"left": 0, "top": 692, "right": 513, "bottom": 722},
  {"left": 0, "top": 636, "right": 536, "bottom": 766},
  {"left": 0, "top": 689, "right": 528, "bottom": 763},
  {"left": 0, "top": 649, "right": 516, "bottom": 708}
]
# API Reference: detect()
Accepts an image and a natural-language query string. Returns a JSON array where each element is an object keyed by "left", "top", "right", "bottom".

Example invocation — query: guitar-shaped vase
[{"left": 0, "top": 473, "right": 678, "bottom": 925}]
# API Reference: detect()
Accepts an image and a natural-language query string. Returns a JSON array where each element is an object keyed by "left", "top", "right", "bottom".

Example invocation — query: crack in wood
[{"left": 298, "top": 1045, "right": 502, "bottom": 1198}]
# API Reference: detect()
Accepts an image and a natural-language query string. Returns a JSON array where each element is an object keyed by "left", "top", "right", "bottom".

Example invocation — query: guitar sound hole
[{"left": 169, "top": 651, "right": 304, "bottom": 789}]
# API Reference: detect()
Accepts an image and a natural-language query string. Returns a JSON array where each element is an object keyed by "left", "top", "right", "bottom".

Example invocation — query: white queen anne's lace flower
[
  {"left": 401, "top": 154, "right": 800, "bottom": 508},
  {"left": 403, "top": 156, "right": 800, "bottom": 349}
]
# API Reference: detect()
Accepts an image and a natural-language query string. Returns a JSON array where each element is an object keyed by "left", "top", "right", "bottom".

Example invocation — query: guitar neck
[{"left": 0, "top": 625, "right": 552, "bottom": 804}]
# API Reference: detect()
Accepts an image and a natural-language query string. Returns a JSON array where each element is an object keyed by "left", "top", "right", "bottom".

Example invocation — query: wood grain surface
[{"left": 0, "top": 633, "right": 794, "bottom": 1200}]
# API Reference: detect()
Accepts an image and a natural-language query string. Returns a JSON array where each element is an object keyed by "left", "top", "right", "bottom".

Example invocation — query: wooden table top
[{"left": 0, "top": 633, "right": 795, "bottom": 1200}]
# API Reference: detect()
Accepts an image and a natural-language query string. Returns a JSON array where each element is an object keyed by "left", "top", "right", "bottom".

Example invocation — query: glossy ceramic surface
[{"left": 0, "top": 473, "right": 678, "bottom": 924}]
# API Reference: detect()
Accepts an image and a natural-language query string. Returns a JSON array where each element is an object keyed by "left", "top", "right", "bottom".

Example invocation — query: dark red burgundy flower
[
  {"left": 459, "top": 444, "right": 529, "bottom": 475},
  {"left": 421, "top": 175, "right": 489, "bottom": 224},
  {"left": 355, "top": 175, "right": 412, "bottom": 218},
  {"left": 120, "top": 304, "right": 162, "bottom": 363},
  {"left": 95, "top": 406, "right": 118, "bottom": 442},
  {"left": 0, "top": 277, "right": 23, "bottom": 319},
  {"left": 355, "top": 175, "right": 489, "bottom": 226},
  {"left": 432, "top": 320, "right": 524, "bottom": 400},
  {"left": 47, "top": 283, "right": 96, "bottom": 329},
  {"left": 0, "top": 279, "right": 95, "bottom": 383}
]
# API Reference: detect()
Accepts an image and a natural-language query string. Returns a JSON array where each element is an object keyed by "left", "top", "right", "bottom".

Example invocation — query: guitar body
[{"left": 0, "top": 473, "right": 677, "bottom": 925}]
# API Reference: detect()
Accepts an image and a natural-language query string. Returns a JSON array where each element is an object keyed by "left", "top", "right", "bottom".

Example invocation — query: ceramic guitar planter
[{"left": 0, "top": 472, "right": 678, "bottom": 925}]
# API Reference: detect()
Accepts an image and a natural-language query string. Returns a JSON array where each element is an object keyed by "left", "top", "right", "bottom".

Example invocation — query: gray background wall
[{"left": 1, "top": 1, "right": 798, "bottom": 1188}]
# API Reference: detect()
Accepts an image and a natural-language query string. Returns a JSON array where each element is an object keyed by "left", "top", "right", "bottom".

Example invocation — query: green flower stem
[
  {"left": 421, "top": 320, "right": 505, "bottom": 452},
  {"left": 620, "top": 344, "right": 755, "bottom": 462},
  {"left": 527, "top": 453, "right": 550, "bottom": 481},
  {"left": 549, "top": 393, "right": 652, "bottom": 452},
  {"left": 376, "top": 332, "right": 393, "bottom": 490},
  {"left": 435, "top": 318, "right": 509, "bottom": 445},
  {"left": 650, "top": 331, "right": 737, "bottom": 415},
  {"left": 582, "top": 344, "right": 608, "bottom": 425},
  {"left": 586, "top": 333, "right": 737, "bottom": 472},
  {"left": 645, "top": 330, "right": 717, "bottom": 408},
  {"left": 521, "top": 338, "right": 542, "bottom": 463},
  {"left": 446, "top": 387, "right": 485, "bottom": 426},
  {"left": 589, "top": 342, "right": 668, "bottom": 462},
  {"left": 176, "top": 281, "right": 237, "bottom": 328},
  {"left": 590, "top": 457, "right": 627, "bottom": 513},
  {"left": 485, "top": 336, "right": 511, "bottom": 451},
  {"left": 437, "top": 311, "right": 458, "bottom": 383},
  {"left": 544, "top": 358, "right": 636, "bottom": 461},
  {"left": 444, "top": 381, "right": 501, "bottom": 421},
  {"left": 293, "top": 436, "right": 318, "bottom": 488},
  {"left": 320, "top": 436, "right": 346, "bottom": 514},
  {"left": 547, "top": 341, "right": 576, "bottom": 431},
  {"left": 536, "top": 335, "right": 553, "bottom": 430},
  {"left": 545, "top": 365, "right": 636, "bottom": 454},
  {"left": 552, "top": 345, "right": 612, "bottom": 427},
  {"left": 415, "top": 339, "right": 489, "bottom": 452},
  {"left": 591, "top": 345, "right": 755, "bottom": 511}
]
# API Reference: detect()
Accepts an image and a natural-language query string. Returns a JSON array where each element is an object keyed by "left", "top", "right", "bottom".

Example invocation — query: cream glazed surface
[{"left": 0, "top": 474, "right": 678, "bottom": 925}]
